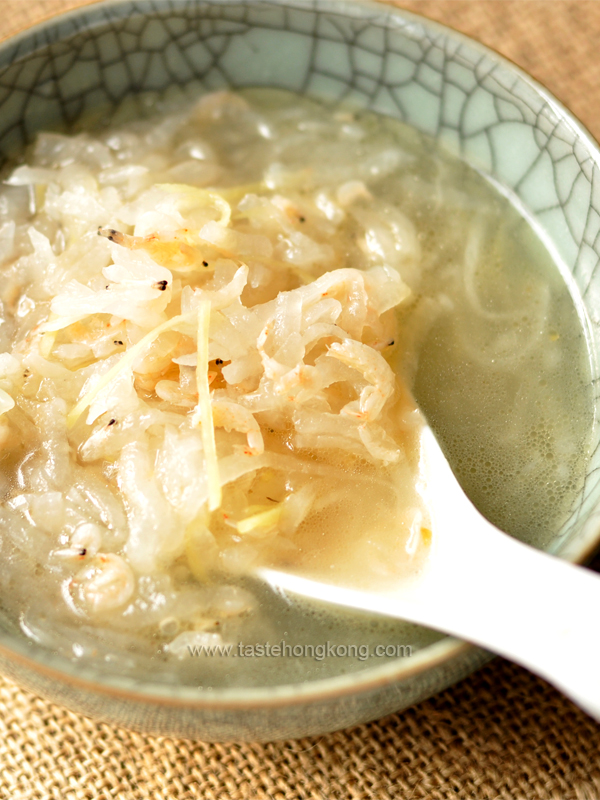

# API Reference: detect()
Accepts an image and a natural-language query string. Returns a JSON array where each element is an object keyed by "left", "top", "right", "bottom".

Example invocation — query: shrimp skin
[
  {"left": 71, "top": 552, "right": 135, "bottom": 614},
  {"left": 326, "top": 339, "right": 395, "bottom": 421},
  {"left": 98, "top": 227, "right": 200, "bottom": 269},
  {"left": 211, "top": 398, "right": 264, "bottom": 455}
]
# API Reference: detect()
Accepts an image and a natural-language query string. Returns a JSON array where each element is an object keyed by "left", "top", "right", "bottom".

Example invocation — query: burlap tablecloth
[{"left": 1, "top": 1, "right": 600, "bottom": 798}]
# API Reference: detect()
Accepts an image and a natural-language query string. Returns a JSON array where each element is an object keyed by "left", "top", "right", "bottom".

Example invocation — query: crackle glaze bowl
[{"left": 0, "top": 0, "right": 600, "bottom": 742}]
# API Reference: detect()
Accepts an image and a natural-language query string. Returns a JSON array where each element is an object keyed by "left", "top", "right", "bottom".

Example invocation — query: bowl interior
[{"left": 0, "top": 0, "right": 599, "bottom": 735}]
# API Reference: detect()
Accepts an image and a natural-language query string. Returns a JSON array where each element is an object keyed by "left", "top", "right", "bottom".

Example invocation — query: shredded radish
[
  {"left": 0, "top": 88, "right": 434, "bottom": 660},
  {"left": 156, "top": 184, "right": 232, "bottom": 227},
  {"left": 66, "top": 311, "right": 196, "bottom": 428}
]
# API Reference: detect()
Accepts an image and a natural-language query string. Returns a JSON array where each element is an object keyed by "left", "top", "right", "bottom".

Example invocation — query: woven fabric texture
[{"left": 1, "top": 2, "right": 600, "bottom": 799}]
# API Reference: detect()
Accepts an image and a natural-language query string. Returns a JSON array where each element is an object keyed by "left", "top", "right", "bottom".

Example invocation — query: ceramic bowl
[{"left": 0, "top": 0, "right": 599, "bottom": 742}]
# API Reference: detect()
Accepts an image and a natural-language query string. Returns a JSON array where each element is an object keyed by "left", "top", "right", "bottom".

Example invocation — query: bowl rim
[{"left": 0, "top": 0, "right": 599, "bottom": 713}]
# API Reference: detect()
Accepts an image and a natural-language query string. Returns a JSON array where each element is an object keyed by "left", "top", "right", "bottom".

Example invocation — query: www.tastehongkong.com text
[{"left": 186, "top": 641, "right": 412, "bottom": 662}]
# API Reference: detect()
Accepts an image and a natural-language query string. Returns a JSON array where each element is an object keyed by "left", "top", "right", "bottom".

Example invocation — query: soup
[{"left": 0, "top": 89, "right": 591, "bottom": 686}]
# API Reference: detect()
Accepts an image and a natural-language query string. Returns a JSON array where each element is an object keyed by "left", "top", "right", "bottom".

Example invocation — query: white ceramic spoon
[{"left": 259, "top": 424, "right": 600, "bottom": 720}]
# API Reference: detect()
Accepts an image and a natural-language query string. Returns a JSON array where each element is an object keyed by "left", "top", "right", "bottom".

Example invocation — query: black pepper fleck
[
  {"left": 108, "top": 418, "right": 116, "bottom": 426},
  {"left": 202, "top": 261, "right": 209, "bottom": 267}
]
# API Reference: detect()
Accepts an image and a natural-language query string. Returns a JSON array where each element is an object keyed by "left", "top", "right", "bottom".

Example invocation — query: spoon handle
[
  {"left": 417, "top": 515, "right": 600, "bottom": 720},
  {"left": 408, "top": 424, "right": 600, "bottom": 719}
]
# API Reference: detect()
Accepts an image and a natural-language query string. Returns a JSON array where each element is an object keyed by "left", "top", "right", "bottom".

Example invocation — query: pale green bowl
[{"left": 0, "top": 0, "right": 599, "bottom": 741}]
